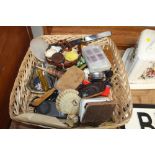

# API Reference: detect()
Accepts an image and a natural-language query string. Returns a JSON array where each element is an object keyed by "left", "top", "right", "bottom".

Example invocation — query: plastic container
[{"left": 82, "top": 45, "right": 111, "bottom": 73}]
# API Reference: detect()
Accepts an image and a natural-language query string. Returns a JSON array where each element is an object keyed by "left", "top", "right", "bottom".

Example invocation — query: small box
[{"left": 82, "top": 45, "right": 111, "bottom": 73}]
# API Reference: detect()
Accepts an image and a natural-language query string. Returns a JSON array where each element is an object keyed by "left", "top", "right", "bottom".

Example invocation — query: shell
[{"left": 56, "top": 89, "right": 81, "bottom": 115}]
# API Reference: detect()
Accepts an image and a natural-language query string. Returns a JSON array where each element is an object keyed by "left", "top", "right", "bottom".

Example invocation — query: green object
[
  {"left": 79, "top": 64, "right": 87, "bottom": 70},
  {"left": 76, "top": 56, "right": 86, "bottom": 68}
]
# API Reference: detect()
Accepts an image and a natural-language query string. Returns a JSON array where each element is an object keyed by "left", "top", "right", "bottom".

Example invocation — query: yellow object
[
  {"left": 146, "top": 37, "right": 151, "bottom": 42},
  {"left": 64, "top": 50, "right": 78, "bottom": 62},
  {"left": 36, "top": 68, "right": 49, "bottom": 91}
]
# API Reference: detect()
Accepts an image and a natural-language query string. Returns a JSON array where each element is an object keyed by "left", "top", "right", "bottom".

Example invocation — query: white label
[{"left": 125, "top": 108, "right": 155, "bottom": 129}]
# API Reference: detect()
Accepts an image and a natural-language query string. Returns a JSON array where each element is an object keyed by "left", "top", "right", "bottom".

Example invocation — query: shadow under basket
[{"left": 9, "top": 35, "right": 133, "bottom": 129}]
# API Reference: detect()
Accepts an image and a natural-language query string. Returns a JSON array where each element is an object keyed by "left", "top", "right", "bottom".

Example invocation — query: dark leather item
[
  {"left": 78, "top": 82, "right": 106, "bottom": 98},
  {"left": 81, "top": 101, "right": 116, "bottom": 126}
]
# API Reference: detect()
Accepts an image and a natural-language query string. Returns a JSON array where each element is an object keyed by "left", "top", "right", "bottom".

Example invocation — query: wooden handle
[
  {"left": 32, "top": 88, "right": 56, "bottom": 106},
  {"left": 84, "top": 92, "right": 102, "bottom": 99}
]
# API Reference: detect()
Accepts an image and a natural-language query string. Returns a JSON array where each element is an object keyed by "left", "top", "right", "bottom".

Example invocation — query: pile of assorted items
[{"left": 27, "top": 31, "right": 117, "bottom": 128}]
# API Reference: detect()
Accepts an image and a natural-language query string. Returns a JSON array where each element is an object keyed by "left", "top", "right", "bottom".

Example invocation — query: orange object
[
  {"left": 82, "top": 80, "right": 91, "bottom": 85},
  {"left": 32, "top": 88, "right": 56, "bottom": 106},
  {"left": 101, "top": 86, "right": 110, "bottom": 97}
]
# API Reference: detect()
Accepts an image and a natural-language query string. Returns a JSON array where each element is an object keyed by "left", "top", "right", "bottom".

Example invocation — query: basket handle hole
[
  {"left": 118, "top": 111, "right": 121, "bottom": 115},
  {"left": 123, "top": 107, "right": 127, "bottom": 112}
]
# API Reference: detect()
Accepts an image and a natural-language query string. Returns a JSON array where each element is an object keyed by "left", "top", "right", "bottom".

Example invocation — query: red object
[
  {"left": 101, "top": 85, "right": 110, "bottom": 96},
  {"left": 82, "top": 80, "right": 91, "bottom": 85}
]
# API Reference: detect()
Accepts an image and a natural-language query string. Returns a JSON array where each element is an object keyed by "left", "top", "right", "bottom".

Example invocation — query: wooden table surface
[{"left": 131, "top": 90, "right": 155, "bottom": 104}]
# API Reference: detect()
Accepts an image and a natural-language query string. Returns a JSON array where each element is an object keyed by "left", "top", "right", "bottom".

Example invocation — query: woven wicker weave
[{"left": 9, "top": 35, "right": 133, "bottom": 128}]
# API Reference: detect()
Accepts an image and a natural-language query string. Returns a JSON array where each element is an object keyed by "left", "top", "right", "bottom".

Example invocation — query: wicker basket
[{"left": 9, "top": 35, "right": 133, "bottom": 128}]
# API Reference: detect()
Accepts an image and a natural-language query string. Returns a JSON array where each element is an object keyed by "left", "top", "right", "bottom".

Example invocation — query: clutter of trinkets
[{"left": 28, "top": 31, "right": 116, "bottom": 128}]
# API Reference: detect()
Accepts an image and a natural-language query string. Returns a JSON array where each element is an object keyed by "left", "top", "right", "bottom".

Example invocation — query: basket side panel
[
  {"left": 9, "top": 50, "right": 36, "bottom": 119},
  {"left": 106, "top": 38, "right": 133, "bottom": 126}
]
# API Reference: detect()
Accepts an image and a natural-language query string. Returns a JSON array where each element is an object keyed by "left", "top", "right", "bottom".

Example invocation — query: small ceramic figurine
[{"left": 56, "top": 89, "right": 81, "bottom": 127}]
